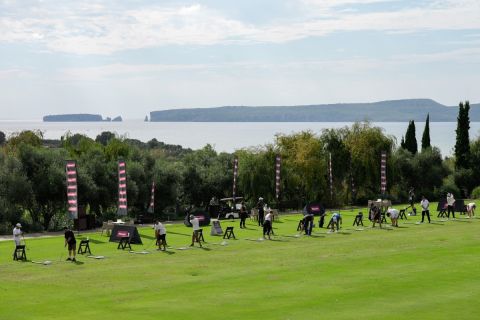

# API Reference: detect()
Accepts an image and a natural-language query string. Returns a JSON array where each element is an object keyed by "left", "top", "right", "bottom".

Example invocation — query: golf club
[{"left": 87, "top": 255, "right": 105, "bottom": 259}]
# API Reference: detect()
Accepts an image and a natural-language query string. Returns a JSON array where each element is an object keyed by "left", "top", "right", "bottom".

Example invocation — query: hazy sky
[{"left": 1, "top": 0, "right": 479, "bottom": 120}]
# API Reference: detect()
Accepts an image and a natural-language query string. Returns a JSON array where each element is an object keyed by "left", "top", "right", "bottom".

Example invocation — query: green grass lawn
[{"left": 1, "top": 205, "right": 479, "bottom": 320}]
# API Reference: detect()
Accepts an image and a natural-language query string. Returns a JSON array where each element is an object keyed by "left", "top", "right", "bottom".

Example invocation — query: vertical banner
[
  {"left": 380, "top": 151, "right": 387, "bottom": 195},
  {"left": 66, "top": 160, "right": 78, "bottom": 219},
  {"left": 232, "top": 157, "right": 239, "bottom": 200},
  {"left": 147, "top": 181, "right": 155, "bottom": 214},
  {"left": 117, "top": 159, "right": 128, "bottom": 216},
  {"left": 275, "top": 155, "right": 281, "bottom": 199},
  {"left": 329, "top": 153, "right": 333, "bottom": 200}
]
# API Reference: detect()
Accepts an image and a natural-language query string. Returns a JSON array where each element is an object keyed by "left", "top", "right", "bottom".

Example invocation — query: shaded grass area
[{"left": 1, "top": 206, "right": 479, "bottom": 320}]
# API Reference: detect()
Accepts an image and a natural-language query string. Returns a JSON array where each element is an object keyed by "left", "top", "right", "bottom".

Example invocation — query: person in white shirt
[
  {"left": 420, "top": 196, "right": 431, "bottom": 223},
  {"left": 387, "top": 208, "right": 399, "bottom": 227},
  {"left": 154, "top": 220, "right": 167, "bottom": 251},
  {"left": 466, "top": 202, "right": 476, "bottom": 219},
  {"left": 189, "top": 215, "right": 202, "bottom": 247},
  {"left": 446, "top": 193, "right": 456, "bottom": 219},
  {"left": 13, "top": 223, "right": 23, "bottom": 247},
  {"left": 263, "top": 210, "right": 273, "bottom": 239}
]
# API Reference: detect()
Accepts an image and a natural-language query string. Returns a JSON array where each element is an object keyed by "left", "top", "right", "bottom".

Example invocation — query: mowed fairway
[{"left": 1, "top": 207, "right": 479, "bottom": 320}]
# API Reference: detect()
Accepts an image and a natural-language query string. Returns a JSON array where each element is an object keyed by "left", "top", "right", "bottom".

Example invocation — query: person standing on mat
[
  {"left": 420, "top": 196, "right": 431, "bottom": 223},
  {"left": 154, "top": 220, "right": 167, "bottom": 251},
  {"left": 13, "top": 223, "right": 23, "bottom": 247},
  {"left": 257, "top": 197, "right": 265, "bottom": 227},
  {"left": 239, "top": 201, "right": 248, "bottom": 229},
  {"left": 189, "top": 215, "right": 202, "bottom": 247},
  {"left": 64, "top": 226, "right": 77, "bottom": 262},
  {"left": 447, "top": 192, "right": 456, "bottom": 220},
  {"left": 263, "top": 209, "right": 273, "bottom": 239}
]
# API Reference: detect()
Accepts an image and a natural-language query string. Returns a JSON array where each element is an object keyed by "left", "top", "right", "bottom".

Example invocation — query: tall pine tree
[
  {"left": 404, "top": 120, "right": 418, "bottom": 154},
  {"left": 455, "top": 101, "right": 471, "bottom": 169},
  {"left": 421, "top": 113, "right": 431, "bottom": 151}
]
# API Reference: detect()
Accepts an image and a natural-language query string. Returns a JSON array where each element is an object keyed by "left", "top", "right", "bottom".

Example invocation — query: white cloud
[{"left": 0, "top": 0, "right": 479, "bottom": 54}]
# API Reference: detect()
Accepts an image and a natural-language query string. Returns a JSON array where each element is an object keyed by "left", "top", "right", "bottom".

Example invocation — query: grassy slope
[{"left": 0, "top": 206, "right": 479, "bottom": 320}]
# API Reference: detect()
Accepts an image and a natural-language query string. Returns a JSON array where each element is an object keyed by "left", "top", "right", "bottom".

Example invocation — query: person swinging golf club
[
  {"left": 64, "top": 226, "right": 77, "bottom": 262},
  {"left": 263, "top": 209, "right": 273, "bottom": 239},
  {"left": 420, "top": 196, "right": 431, "bottom": 223},
  {"left": 154, "top": 219, "right": 167, "bottom": 251},
  {"left": 189, "top": 215, "right": 202, "bottom": 247}
]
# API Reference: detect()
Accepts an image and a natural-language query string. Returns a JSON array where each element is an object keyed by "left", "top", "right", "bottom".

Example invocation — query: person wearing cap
[
  {"left": 189, "top": 215, "right": 202, "bottom": 247},
  {"left": 263, "top": 209, "right": 273, "bottom": 239},
  {"left": 64, "top": 226, "right": 77, "bottom": 262},
  {"left": 256, "top": 197, "right": 265, "bottom": 227},
  {"left": 154, "top": 220, "right": 167, "bottom": 251},
  {"left": 13, "top": 223, "right": 23, "bottom": 247}
]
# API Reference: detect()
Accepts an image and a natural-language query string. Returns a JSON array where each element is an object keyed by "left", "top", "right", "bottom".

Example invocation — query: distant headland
[
  {"left": 43, "top": 114, "right": 123, "bottom": 122},
  {"left": 149, "top": 99, "right": 480, "bottom": 122}
]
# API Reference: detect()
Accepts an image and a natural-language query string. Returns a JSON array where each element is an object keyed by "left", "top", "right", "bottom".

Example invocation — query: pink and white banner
[
  {"left": 380, "top": 151, "right": 387, "bottom": 195},
  {"left": 275, "top": 155, "right": 281, "bottom": 199},
  {"left": 148, "top": 181, "right": 155, "bottom": 214},
  {"left": 117, "top": 160, "right": 128, "bottom": 216},
  {"left": 65, "top": 160, "right": 78, "bottom": 219},
  {"left": 232, "top": 157, "right": 239, "bottom": 200}
]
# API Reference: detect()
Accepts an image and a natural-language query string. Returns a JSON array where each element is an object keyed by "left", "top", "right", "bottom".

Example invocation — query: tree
[
  {"left": 421, "top": 113, "right": 431, "bottom": 151},
  {"left": 0, "top": 131, "right": 5, "bottom": 146},
  {"left": 404, "top": 120, "right": 418, "bottom": 154},
  {"left": 454, "top": 101, "right": 470, "bottom": 169}
]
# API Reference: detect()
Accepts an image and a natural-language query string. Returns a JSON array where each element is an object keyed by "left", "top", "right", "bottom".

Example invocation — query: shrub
[{"left": 471, "top": 186, "right": 480, "bottom": 199}]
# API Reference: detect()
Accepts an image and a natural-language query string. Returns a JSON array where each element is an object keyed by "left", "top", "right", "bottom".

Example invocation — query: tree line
[{"left": 0, "top": 101, "right": 479, "bottom": 234}]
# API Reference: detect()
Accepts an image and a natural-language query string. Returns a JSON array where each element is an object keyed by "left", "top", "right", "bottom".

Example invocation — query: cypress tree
[
  {"left": 404, "top": 120, "right": 418, "bottom": 154},
  {"left": 421, "top": 113, "right": 431, "bottom": 151},
  {"left": 455, "top": 101, "right": 471, "bottom": 169}
]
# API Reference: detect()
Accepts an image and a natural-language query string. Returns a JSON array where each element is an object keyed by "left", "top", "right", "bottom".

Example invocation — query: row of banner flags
[{"left": 64, "top": 152, "right": 388, "bottom": 219}]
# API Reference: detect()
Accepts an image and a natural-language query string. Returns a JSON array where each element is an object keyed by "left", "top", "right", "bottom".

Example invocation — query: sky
[{"left": 0, "top": 0, "right": 479, "bottom": 120}]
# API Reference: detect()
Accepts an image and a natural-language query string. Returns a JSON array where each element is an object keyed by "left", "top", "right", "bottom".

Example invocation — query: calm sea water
[{"left": 1, "top": 120, "right": 479, "bottom": 156}]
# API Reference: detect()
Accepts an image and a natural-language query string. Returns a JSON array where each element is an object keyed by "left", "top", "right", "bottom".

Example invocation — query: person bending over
[
  {"left": 154, "top": 220, "right": 167, "bottom": 251},
  {"left": 64, "top": 226, "right": 77, "bottom": 262},
  {"left": 304, "top": 213, "right": 314, "bottom": 236},
  {"left": 263, "top": 210, "right": 273, "bottom": 239},
  {"left": 330, "top": 212, "right": 342, "bottom": 232},
  {"left": 387, "top": 207, "right": 399, "bottom": 227},
  {"left": 420, "top": 196, "right": 431, "bottom": 223},
  {"left": 189, "top": 215, "right": 202, "bottom": 248},
  {"left": 466, "top": 202, "right": 476, "bottom": 219}
]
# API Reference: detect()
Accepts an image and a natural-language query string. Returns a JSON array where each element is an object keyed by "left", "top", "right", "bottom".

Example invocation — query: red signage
[{"left": 117, "top": 230, "right": 130, "bottom": 237}]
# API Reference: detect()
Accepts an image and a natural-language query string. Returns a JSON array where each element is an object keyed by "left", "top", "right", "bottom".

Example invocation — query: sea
[{"left": 1, "top": 120, "right": 479, "bottom": 157}]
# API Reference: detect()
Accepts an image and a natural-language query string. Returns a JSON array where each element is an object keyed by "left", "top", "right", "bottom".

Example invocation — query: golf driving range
[{"left": 1, "top": 207, "right": 479, "bottom": 320}]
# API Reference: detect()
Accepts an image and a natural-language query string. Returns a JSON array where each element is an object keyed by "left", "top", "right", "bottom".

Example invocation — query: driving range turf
[{"left": 1, "top": 206, "right": 479, "bottom": 320}]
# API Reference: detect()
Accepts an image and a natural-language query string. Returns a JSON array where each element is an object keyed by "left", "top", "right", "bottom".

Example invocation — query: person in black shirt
[
  {"left": 64, "top": 227, "right": 77, "bottom": 262},
  {"left": 256, "top": 197, "right": 265, "bottom": 227},
  {"left": 239, "top": 201, "right": 248, "bottom": 229}
]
